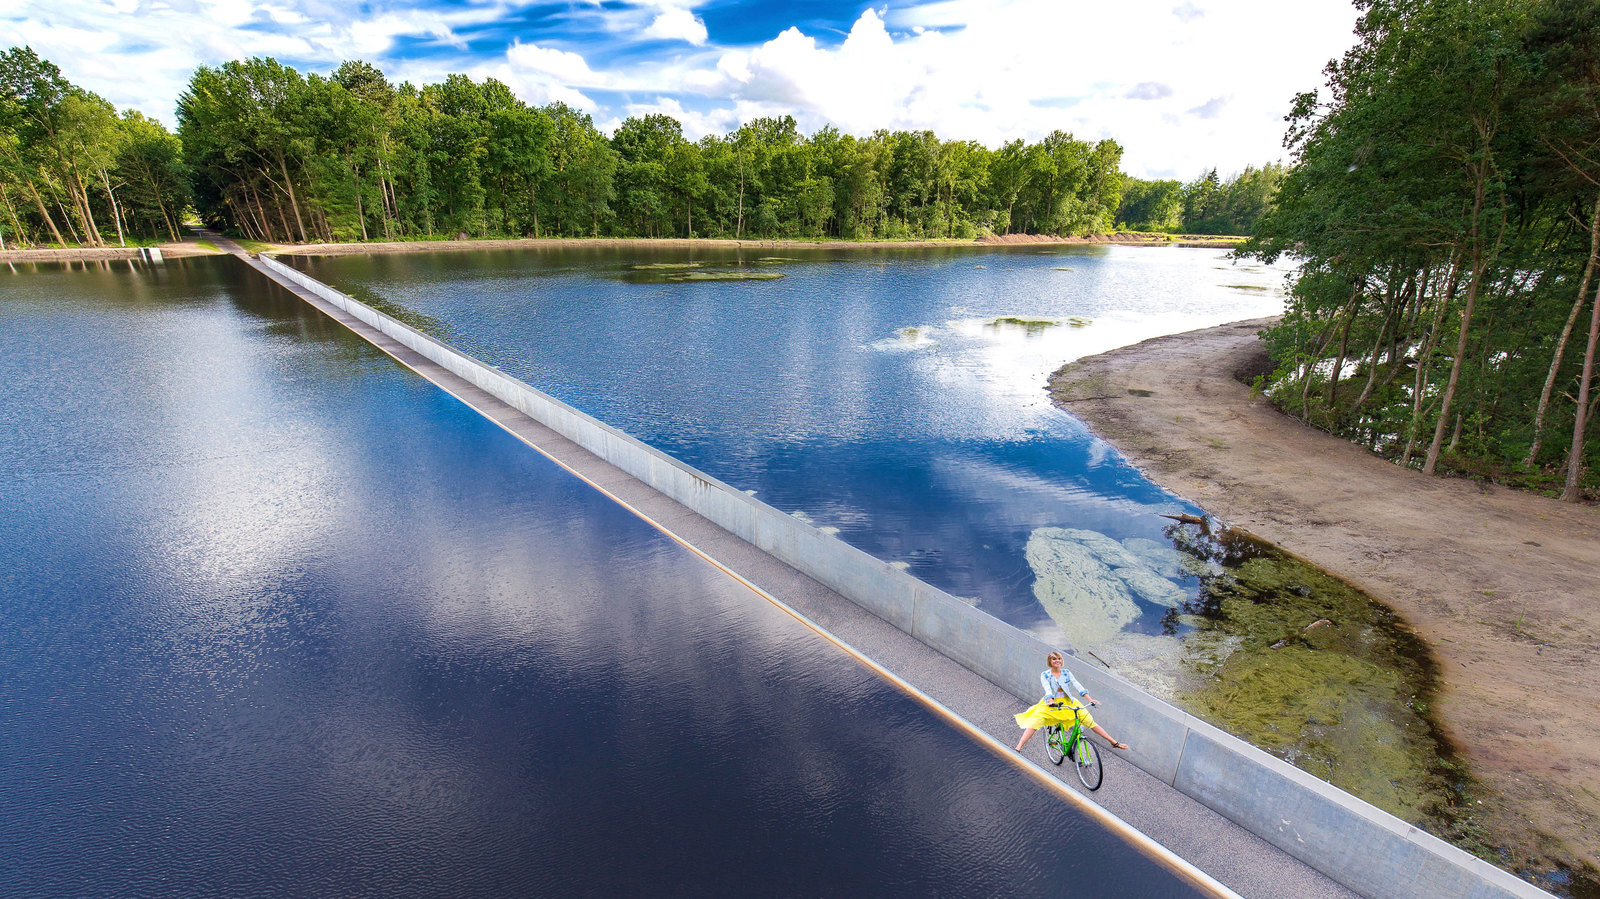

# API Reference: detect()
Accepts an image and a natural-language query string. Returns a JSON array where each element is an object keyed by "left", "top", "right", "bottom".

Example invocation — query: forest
[
  {"left": 1, "top": 46, "right": 1263, "bottom": 248},
  {"left": 1242, "top": 0, "right": 1600, "bottom": 501}
]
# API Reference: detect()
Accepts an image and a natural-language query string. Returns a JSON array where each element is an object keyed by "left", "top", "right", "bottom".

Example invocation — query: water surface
[
  {"left": 293, "top": 244, "right": 1467, "bottom": 835},
  {"left": 0, "top": 256, "right": 1203, "bottom": 897}
]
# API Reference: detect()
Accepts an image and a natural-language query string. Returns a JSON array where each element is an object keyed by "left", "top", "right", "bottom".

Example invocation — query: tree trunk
[
  {"left": 66, "top": 169, "right": 101, "bottom": 247},
  {"left": 276, "top": 151, "right": 309, "bottom": 243},
  {"left": 1424, "top": 144, "right": 1499, "bottom": 477},
  {"left": 98, "top": 168, "right": 126, "bottom": 248},
  {"left": 1325, "top": 280, "right": 1362, "bottom": 407},
  {"left": 1402, "top": 257, "right": 1461, "bottom": 466},
  {"left": 0, "top": 188, "right": 24, "bottom": 248},
  {"left": 1528, "top": 193, "right": 1600, "bottom": 467},
  {"left": 25, "top": 180, "right": 66, "bottom": 246},
  {"left": 736, "top": 154, "right": 746, "bottom": 239},
  {"left": 1562, "top": 271, "right": 1600, "bottom": 501}
]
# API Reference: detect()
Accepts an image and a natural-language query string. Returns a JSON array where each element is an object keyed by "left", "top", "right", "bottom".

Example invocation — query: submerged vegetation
[
  {"left": 1242, "top": 0, "right": 1600, "bottom": 502},
  {"left": 1167, "top": 524, "right": 1462, "bottom": 829}
]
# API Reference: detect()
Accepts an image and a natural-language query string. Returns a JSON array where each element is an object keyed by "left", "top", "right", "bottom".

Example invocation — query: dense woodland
[
  {"left": 2, "top": 47, "right": 1266, "bottom": 247},
  {"left": 1242, "top": 0, "right": 1600, "bottom": 500},
  {"left": 172, "top": 57, "right": 1140, "bottom": 243},
  {"left": 0, "top": 47, "right": 189, "bottom": 247}
]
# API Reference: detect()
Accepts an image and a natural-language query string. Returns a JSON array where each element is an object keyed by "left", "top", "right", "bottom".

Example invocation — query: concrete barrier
[{"left": 257, "top": 254, "right": 1549, "bottom": 899}]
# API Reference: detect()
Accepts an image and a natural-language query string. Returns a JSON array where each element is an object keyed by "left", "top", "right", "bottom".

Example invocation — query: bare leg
[
  {"left": 1015, "top": 727, "right": 1037, "bottom": 751},
  {"left": 1091, "top": 724, "right": 1128, "bottom": 750}
]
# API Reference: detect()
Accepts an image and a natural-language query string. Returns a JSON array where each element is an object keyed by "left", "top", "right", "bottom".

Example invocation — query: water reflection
[
  {"left": 0, "top": 257, "right": 1203, "bottom": 897},
  {"left": 296, "top": 244, "right": 1289, "bottom": 649},
  {"left": 290, "top": 244, "right": 1466, "bottom": 844}
]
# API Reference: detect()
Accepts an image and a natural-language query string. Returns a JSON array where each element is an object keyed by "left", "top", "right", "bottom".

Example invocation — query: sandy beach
[
  {"left": 1049, "top": 317, "right": 1600, "bottom": 882},
  {"left": 0, "top": 231, "right": 1240, "bottom": 263}
]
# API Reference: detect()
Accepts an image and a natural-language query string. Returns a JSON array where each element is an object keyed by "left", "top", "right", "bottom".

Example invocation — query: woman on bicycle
[{"left": 1014, "top": 651, "right": 1129, "bottom": 752}]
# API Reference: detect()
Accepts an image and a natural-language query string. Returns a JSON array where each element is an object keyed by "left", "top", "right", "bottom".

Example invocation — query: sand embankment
[{"left": 1049, "top": 317, "right": 1600, "bottom": 881}]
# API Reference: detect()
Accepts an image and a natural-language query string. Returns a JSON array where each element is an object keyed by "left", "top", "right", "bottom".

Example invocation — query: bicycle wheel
[
  {"left": 1075, "top": 738, "right": 1104, "bottom": 791},
  {"left": 1044, "top": 726, "right": 1066, "bottom": 766}
]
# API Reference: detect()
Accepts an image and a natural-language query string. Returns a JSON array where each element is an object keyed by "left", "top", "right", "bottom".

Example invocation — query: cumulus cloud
[
  {"left": 1172, "top": 2, "right": 1205, "bottom": 22},
  {"left": 506, "top": 40, "right": 605, "bottom": 86},
  {"left": 1188, "top": 96, "right": 1229, "bottom": 119},
  {"left": 620, "top": 96, "right": 736, "bottom": 139},
  {"left": 642, "top": 7, "right": 708, "bottom": 45}
]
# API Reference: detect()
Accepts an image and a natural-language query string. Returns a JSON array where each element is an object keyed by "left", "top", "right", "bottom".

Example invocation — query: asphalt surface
[{"left": 226, "top": 238, "right": 1357, "bottom": 899}]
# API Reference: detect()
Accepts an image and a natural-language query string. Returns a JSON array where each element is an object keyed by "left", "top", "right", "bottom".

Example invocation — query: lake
[{"left": 0, "top": 255, "right": 1206, "bottom": 897}]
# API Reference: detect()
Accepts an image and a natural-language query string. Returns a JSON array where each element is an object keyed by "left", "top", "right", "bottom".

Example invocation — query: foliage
[
  {"left": 1118, "top": 164, "right": 1286, "bottom": 235},
  {"left": 0, "top": 46, "right": 190, "bottom": 246},
  {"left": 1240, "top": 0, "right": 1600, "bottom": 502},
  {"left": 162, "top": 57, "right": 1146, "bottom": 244}
]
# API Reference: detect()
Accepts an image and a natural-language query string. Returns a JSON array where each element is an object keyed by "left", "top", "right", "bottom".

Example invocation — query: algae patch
[
  {"left": 988, "top": 316, "right": 1062, "bottom": 335},
  {"left": 623, "top": 266, "right": 785, "bottom": 283},
  {"left": 1171, "top": 526, "right": 1469, "bottom": 831}
]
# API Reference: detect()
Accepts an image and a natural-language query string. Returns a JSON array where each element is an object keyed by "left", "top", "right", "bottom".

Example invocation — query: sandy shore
[
  {"left": 1049, "top": 317, "right": 1600, "bottom": 881},
  {"left": 0, "top": 242, "right": 218, "bottom": 263},
  {"left": 1, "top": 231, "right": 1241, "bottom": 262},
  {"left": 267, "top": 232, "right": 1241, "bottom": 255}
]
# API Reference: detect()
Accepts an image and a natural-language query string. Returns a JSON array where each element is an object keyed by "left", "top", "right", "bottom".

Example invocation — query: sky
[{"left": 1, "top": 0, "right": 1363, "bottom": 180}]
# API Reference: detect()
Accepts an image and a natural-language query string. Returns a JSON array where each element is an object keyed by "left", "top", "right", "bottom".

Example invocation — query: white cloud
[
  {"left": 667, "top": 0, "right": 1361, "bottom": 177},
  {"left": 506, "top": 40, "right": 605, "bottom": 86},
  {"left": 619, "top": 96, "right": 736, "bottom": 140},
  {"left": 642, "top": 7, "right": 708, "bottom": 45}
]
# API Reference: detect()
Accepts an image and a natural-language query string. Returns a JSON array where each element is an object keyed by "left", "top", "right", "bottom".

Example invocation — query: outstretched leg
[
  {"left": 1015, "top": 727, "right": 1038, "bottom": 751},
  {"left": 1091, "top": 724, "right": 1128, "bottom": 751}
]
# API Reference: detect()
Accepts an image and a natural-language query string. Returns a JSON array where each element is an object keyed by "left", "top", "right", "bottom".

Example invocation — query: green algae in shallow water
[
  {"left": 630, "top": 261, "right": 706, "bottom": 270},
  {"left": 756, "top": 256, "right": 800, "bottom": 264},
  {"left": 621, "top": 268, "right": 785, "bottom": 284},
  {"left": 988, "top": 316, "right": 1059, "bottom": 335},
  {"left": 1169, "top": 528, "right": 1476, "bottom": 837},
  {"left": 676, "top": 270, "right": 784, "bottom": 281}
]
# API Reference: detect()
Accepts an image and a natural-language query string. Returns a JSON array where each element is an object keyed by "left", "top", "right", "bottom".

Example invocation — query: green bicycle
[{"left": 1044, "top": 707, "right": 1104, "bottom": 791}]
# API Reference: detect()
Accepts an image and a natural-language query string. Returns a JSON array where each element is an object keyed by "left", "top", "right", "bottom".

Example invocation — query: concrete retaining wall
[{"left": 258, "top": 254, "right": 1547, "bottom": 899}]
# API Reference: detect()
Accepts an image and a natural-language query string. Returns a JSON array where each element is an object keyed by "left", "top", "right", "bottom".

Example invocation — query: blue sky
[{"left": 2, "top": 0, "right": 1362, "bottom": 179}]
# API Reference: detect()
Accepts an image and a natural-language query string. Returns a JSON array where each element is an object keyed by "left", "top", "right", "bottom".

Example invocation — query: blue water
[
  {"left": 297, "top": 245, "right": 1289, "bottom": 649},
  {"left": 0, "top": 256, "right": 1203, "bottom": 896}
]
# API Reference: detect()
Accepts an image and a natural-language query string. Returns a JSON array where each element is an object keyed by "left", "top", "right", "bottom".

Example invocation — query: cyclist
[{"left": 1014, "top": 651, "right": 1129, "bottom": 752}]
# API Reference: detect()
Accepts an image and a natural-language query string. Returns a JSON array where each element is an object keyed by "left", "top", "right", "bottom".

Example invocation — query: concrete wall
[{"left": 258, "top": 255, "right": 1548, "bottom": 899}]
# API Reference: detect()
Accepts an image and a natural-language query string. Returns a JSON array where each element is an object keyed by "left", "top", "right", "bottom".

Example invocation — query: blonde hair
[{"left": 1046, "top": 652, "right": 1063, "bottom": 665}]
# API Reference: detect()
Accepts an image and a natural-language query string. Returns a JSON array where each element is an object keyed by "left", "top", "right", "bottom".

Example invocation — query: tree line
[
  {"left": 3, "top": 47, "right": 1285, "bottom": 249},
  {"left": 1242, "top": 0, "right": 1600, "bottom": 501},
  {"left": 172, "top": 57, "right": 1135, "bottom": 244},
  {"left": 0, "top": 47, "right": 189, "bottom": 248},
  {"left": 1118, "top": 164, "right": 1287, "bottom": 235}
]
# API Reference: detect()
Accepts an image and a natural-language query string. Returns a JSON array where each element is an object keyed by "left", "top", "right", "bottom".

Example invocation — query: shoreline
[
  {"left": 0, "top": 231, "right": 1242, "bottom": 263},
  {"left": 1048, "top": 317, "right": 1600, "bottom": 885}
]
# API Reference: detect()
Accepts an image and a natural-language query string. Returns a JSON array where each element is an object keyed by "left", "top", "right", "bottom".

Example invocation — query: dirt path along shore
[{"left": 1049, "top": 317, "right": 1600, "bottom": 888}]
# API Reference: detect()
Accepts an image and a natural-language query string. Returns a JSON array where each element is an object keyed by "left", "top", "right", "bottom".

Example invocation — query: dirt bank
[
  {"left": 0, "top": 241, "right": 218, "bottom": 263},
  {"left": 1048, "top": 317, "right": 1600, "bottom": 884},
  {"left": 205, "top": 232, "right": 1216, "bottom": 257}
]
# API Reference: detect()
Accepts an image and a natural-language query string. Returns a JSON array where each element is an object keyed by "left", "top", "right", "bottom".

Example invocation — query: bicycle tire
[
  {"left": 1075, "top": 738, "right": 1104, "bottom": 791},
  {"left": 1045, "top": 725, "right": 1066, "bottom": 766}
]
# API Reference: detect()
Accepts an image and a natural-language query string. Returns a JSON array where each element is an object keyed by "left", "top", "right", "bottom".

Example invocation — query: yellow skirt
[{"left": 1014, "top": 698, "right": 1096, "bottom": 731}]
